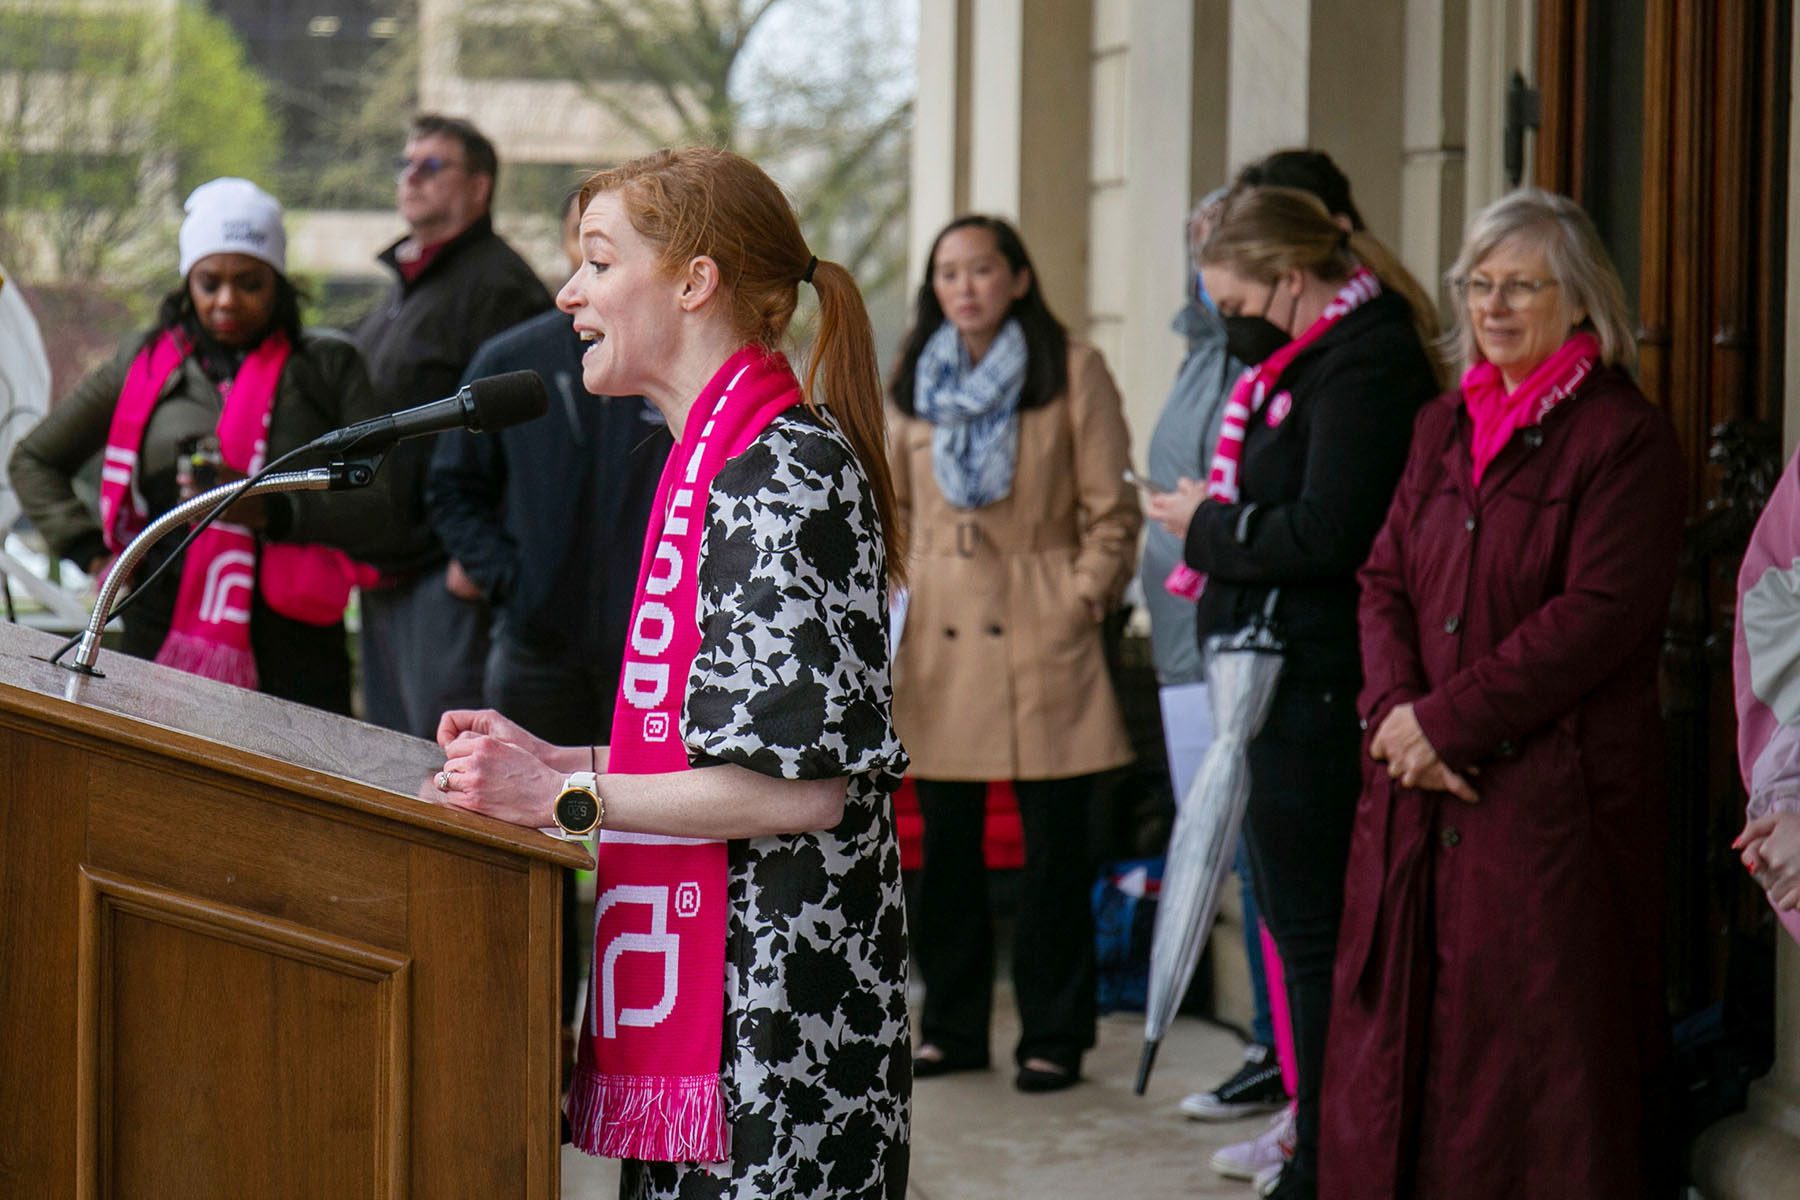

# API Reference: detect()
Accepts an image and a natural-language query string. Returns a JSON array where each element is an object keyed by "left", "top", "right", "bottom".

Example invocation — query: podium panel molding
[{"left": 75, "top": 868, "right": 411, "bottom": 1200}]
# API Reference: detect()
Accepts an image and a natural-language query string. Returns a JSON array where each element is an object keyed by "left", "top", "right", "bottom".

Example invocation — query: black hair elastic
[{"left": 801, "top": 255, "right": 818, "bottom": 285}]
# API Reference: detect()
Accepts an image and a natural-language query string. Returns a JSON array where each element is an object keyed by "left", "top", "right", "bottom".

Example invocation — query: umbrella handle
[
  {"left": 1206, "top": 586, "right": 1287, "bottom": 656},
  {"left": 1134, "top": 1040, "right": 1160, "bottom": 1096}
]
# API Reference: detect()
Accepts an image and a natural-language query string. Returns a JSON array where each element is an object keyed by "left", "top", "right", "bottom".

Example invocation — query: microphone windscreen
[{"left": 466, "top": 370, "right": 549, "bottom": 433}]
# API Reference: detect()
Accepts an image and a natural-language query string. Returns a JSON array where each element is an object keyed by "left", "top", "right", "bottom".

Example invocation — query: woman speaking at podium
[
  {"left": 7, "top": 177, "right": 383, "bottom": 714},
  {"left": 432, "top": 147, "right": 911, "bottom": 1200}
]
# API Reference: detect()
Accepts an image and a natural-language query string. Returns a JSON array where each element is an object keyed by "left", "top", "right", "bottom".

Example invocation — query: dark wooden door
[{"left": 1534, "top": 0, "right": 1791, "bottom": 1021}]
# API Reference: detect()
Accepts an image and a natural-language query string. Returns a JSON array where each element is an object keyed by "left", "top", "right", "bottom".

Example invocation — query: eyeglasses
[
  {"left": 1454, "top": 276, "right": 1560, "bottom": 308},
  {"left": 393, "top": 155, "right": 466, "bottom": 181}
]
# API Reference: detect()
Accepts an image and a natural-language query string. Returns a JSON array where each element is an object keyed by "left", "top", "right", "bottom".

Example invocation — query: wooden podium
[{"left": 0, "top": 620, "right": 591, "bottom": 1198}]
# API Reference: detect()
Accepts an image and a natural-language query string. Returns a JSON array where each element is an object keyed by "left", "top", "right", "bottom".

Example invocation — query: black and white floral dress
[{"left": 618, "top": 408, "right": 911, "bottom": 1200}]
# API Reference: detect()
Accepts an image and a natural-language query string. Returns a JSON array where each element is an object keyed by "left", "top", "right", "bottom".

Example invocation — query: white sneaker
[
  {"left": 1254, "top": 1162, "right": 1285, "bottom": 1196},
  {"left": 1207, "top": 1103, "right": 1296, "bottom": 1181}
]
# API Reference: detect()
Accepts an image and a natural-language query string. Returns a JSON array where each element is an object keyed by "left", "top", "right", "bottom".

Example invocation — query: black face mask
[{"left": 1222, "top": 281, "right": 1298, "bottom": 366}]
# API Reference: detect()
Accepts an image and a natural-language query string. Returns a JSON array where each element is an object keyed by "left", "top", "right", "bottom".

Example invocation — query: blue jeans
[{"left": 1236, "top": 835, "right": 1276, "bottom": 1047}]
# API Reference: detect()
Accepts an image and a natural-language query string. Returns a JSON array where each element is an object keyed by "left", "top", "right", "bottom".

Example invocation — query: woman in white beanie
[{"left": 8, "top": 177, "right": 390, "bottom": 713}]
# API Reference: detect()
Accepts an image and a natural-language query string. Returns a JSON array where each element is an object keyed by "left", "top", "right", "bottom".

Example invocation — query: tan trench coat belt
[{"left": 912, "top": 520, "right": 1079, "bottom": 558}]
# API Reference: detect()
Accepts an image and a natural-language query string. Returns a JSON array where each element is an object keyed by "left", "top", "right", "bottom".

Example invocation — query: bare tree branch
[
  {"left": 579, "top": 2, "right": 704, "bottom": 135},
  {"left": 843, "top": 183, "right": 910, "bottom": 287},
  {"left": 739, "top": 0, "right": 786, "bottom": 48}
]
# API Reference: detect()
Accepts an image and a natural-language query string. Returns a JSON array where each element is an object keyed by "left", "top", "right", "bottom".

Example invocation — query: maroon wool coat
[{"left": 1320, "top": 367, "right": 1683, "bottom": 1200}]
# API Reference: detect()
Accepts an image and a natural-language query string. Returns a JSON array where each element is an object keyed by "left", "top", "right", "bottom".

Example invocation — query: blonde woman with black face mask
[{"left": 1146, "top": 187, "right": 1439, "bottom": 1200}]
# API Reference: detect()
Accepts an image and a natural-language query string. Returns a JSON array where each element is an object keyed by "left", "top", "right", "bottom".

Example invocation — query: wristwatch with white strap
[{"left": 553, "top": 771, "right": 604, "bottom": 837}]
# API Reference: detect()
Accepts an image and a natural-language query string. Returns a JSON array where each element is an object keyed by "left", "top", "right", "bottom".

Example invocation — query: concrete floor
[{"left": 561, "top": 991, "right": 1269, "bottom": 1199}]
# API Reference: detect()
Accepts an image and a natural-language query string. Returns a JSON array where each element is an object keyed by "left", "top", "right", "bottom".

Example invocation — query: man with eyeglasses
[{"left": 353, "top": 113, "right": 552, "bottom": 737}]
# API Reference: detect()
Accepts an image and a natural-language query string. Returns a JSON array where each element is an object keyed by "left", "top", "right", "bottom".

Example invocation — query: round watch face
[{"left": 556, "top": 788, "right": 599, "bottom": 833}]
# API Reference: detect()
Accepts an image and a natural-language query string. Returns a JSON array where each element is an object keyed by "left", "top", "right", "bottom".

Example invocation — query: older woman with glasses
[{"left": 1320, "top": 188, "right": 1684, "bottom": 1199}]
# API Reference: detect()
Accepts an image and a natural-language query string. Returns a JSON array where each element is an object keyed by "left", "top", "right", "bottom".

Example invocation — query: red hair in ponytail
[{"left": 581, "top": 148, "right": 905, "bottom": 582}]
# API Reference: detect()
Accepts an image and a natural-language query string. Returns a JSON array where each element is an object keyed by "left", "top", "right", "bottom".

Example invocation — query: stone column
[
  {"left": 1397, "top": 0, "right": 1469, "bottom": 304},
  {"left": 1307, "top": 0, "right": 1406, "bottom": 244},
  {"left": 909, "top": 0, "right": 1093, "bottom": 327},
  {"left": 1224, "top": 0, "right": 1408, "bottom": 249},
  {"left": 964, "top": 0, "right": 1094, "bottom": 329},
  {"left": 1190, "top": 0, "right": 1234, "bottom": 200},
  {"left": 1692, "top": 942, "right": 1800, "bottom": 1194},
  {"left": 1462, "top": 0, "right": 1535, "bottom": 214},
  {"left": 1227, "top": 0, "right": 1311, "bottom": 171},
  {"left": 909, "top": 0, "right": 970, "bottom": 287},
  {"left": 1088, "top": 0, "right": 1198, "bottom": 437}
]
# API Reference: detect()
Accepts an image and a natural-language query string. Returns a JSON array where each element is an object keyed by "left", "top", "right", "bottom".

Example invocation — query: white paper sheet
[{"left": 1158, "top": 681, "right": 1215, "bottom": 807}]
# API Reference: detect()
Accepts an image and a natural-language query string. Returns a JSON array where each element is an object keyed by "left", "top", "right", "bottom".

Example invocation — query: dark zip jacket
[
  {"left": 425, "top": 310, "right": 671, "bottom": 660},
  {"left": 353, "top": 214, "right": 551, "bottom": 576}
]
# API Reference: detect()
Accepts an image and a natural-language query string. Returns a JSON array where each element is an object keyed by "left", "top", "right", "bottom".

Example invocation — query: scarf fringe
[
  {"left": 1164, "top": 562, "right": 1204, "bottom": 601},
  {"left": 154, "top": 631, "right": 260, "bottom": 690},
  {"left": 566, "top": 1065, "right": 729, "bottom": 1163}
]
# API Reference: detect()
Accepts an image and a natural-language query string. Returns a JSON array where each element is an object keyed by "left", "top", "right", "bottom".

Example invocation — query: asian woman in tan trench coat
[{"left": 889, "top": 215, "right": 1140, "bottom": 1092}]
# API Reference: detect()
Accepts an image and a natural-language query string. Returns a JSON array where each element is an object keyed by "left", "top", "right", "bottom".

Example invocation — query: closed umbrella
[{"left": 1135, "top": 593, "right": 1285, "bottom": 1094}]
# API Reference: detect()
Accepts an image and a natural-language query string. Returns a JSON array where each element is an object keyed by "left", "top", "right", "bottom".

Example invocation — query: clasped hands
[
  {"left": 1139, "top": 478, "right": 1480, "bottom": 809},
  {"left": 429, "top": 708, "right": 567, "bottom": 828},
  {"left": 1369, "top": 702, "right": 1479, "bottom": 805},
  {"left": 1734, "top": 811, "right": 1800, "bottom": 912}
]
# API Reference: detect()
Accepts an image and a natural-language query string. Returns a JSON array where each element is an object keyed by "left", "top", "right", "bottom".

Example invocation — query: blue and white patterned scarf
[{"left": 912, "top": 318, "right": 1029, "bottom": 509}]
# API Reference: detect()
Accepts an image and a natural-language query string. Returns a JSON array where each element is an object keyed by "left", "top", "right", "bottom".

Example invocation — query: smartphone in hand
[
  {"left": 176, "top": 433, "right": 223, "bottom": 496},
  {"left": 1122, "top": 467, "right": 1172, "bottom": 494}
]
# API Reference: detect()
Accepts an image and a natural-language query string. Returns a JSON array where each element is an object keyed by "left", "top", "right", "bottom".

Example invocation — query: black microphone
[{"left": 309, "top": 370, "right": 549, "bottom": 454}]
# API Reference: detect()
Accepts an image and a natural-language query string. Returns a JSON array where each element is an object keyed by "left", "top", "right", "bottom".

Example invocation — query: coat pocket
[
  {"left": 1044, "top": 560, "right": 1099, "bottom": 647},
  {"left": 1486, "top": 484, "right": 1576, "bottom": 602},
  {"left": 1492, "top": 717, "right": 1590, "bottom": 839}
]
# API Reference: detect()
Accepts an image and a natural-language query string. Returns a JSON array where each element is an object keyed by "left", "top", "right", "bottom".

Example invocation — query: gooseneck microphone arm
[
  {"left": 58, "top": 458, "right": 379, "bottom": 677},
  {"left": 308, "top": 369, "right": 550, "bottom": 455}
]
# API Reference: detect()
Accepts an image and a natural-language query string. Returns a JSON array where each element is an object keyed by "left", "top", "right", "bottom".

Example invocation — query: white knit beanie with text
[{"left": 178, "top": 177, "right": 287, "bottom": 278}]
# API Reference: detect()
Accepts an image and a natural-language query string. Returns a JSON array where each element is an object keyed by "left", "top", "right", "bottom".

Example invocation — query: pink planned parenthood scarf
[
  {"left": 566, "top": 344, "right": 802, "bottom": 1163},
  {"left": 1166, "top": 267, "right": 1382, "bottom": 599},
  {"left": 100, "top": 328, "right": 369, "bottom": 689},
  {"left": 1461, "top": 329, "right": 1599, "bottom": 485}
]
